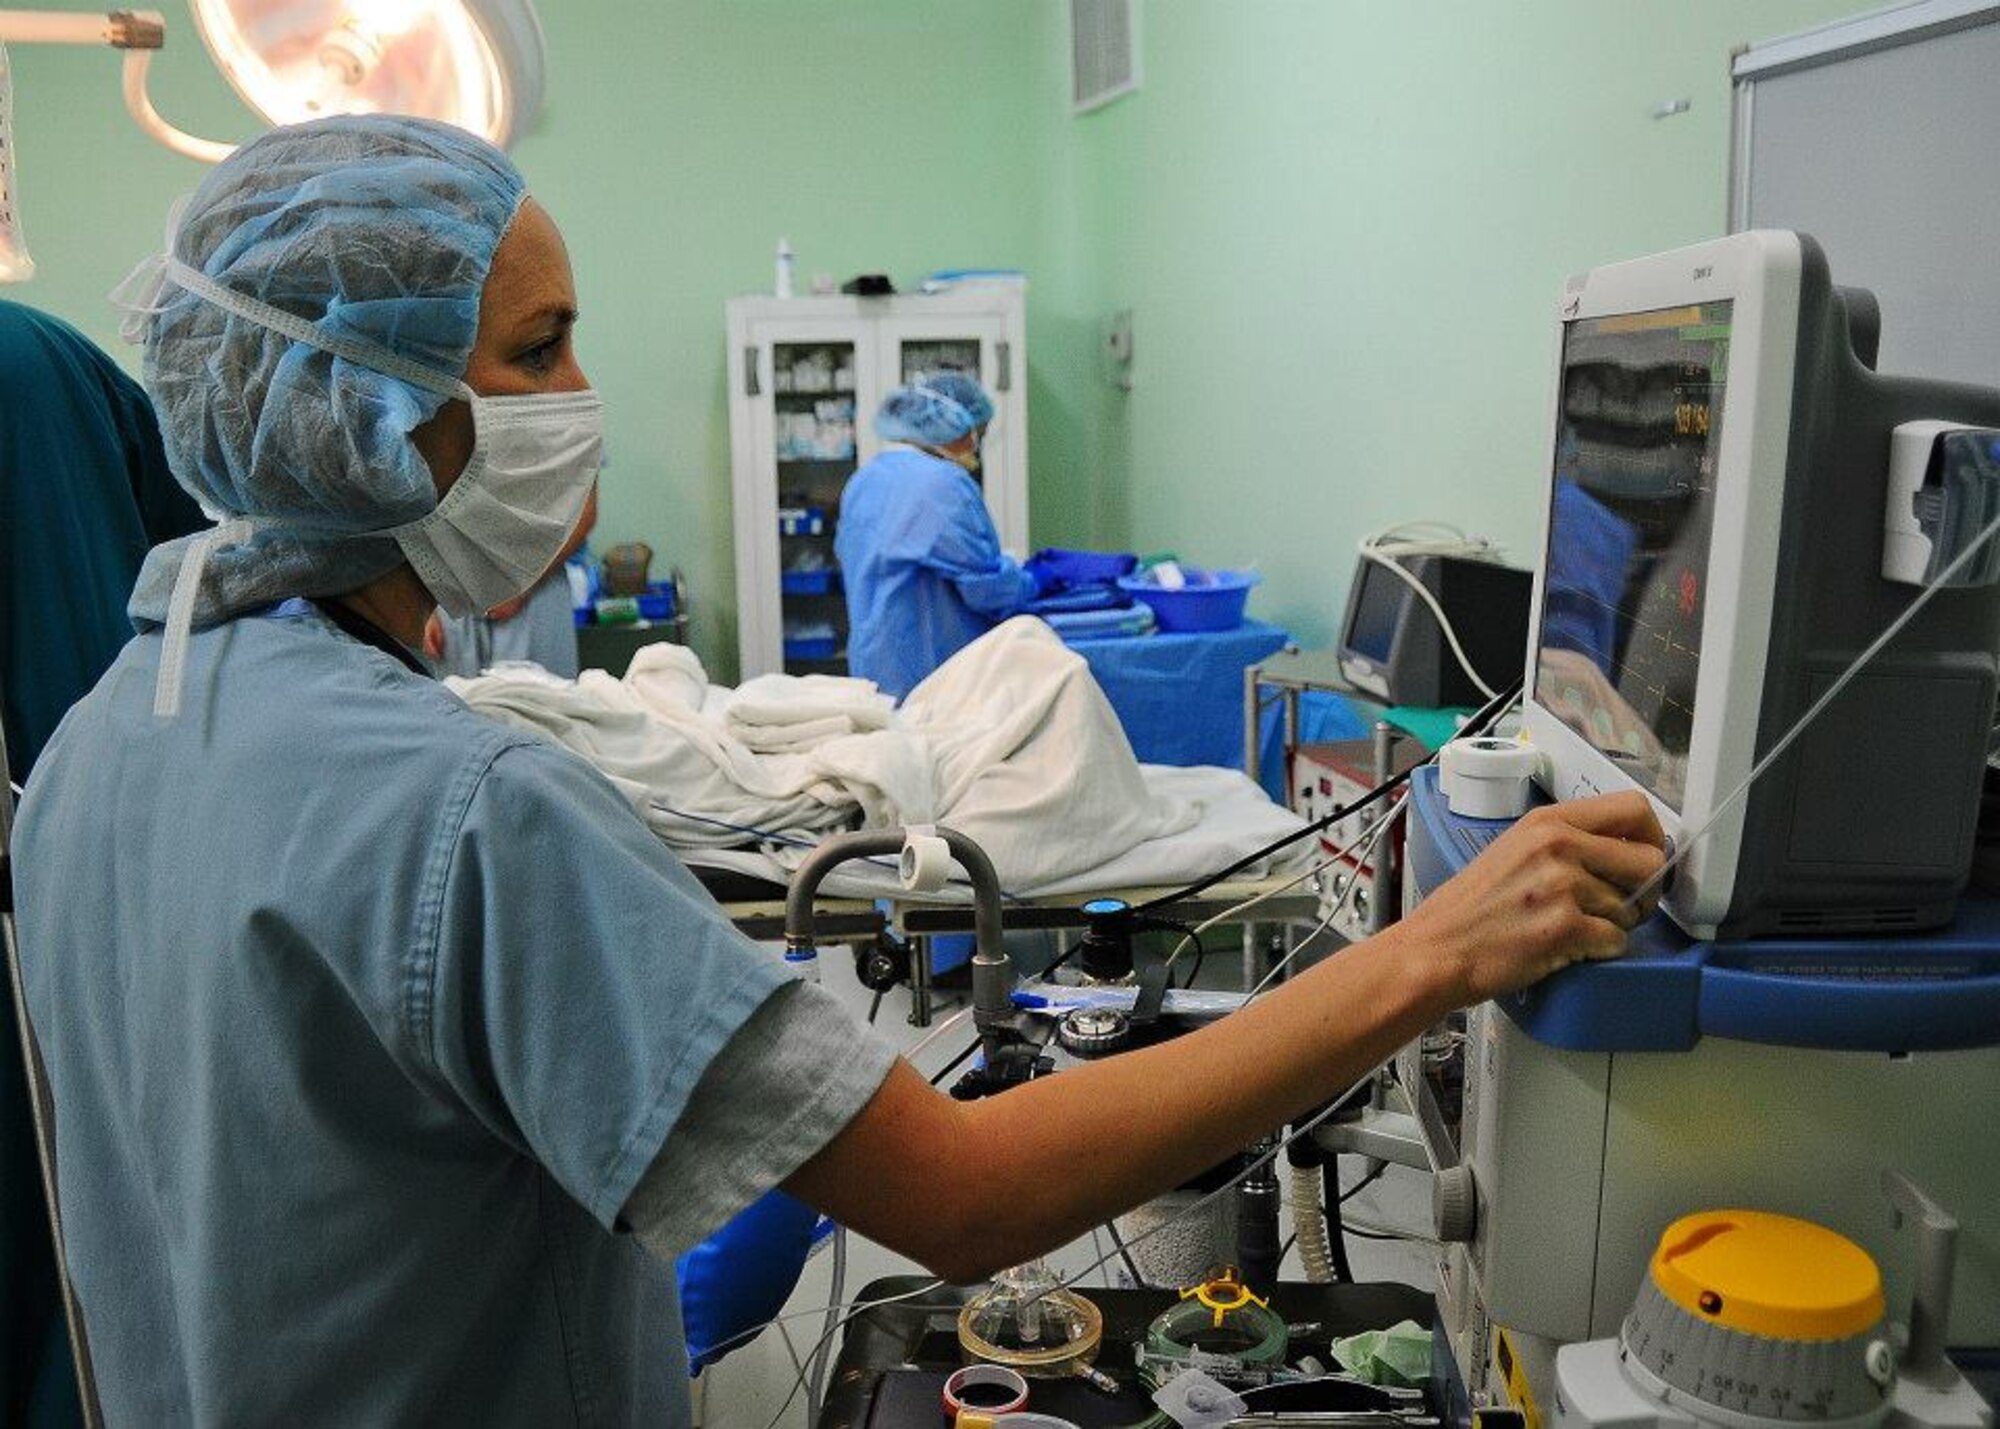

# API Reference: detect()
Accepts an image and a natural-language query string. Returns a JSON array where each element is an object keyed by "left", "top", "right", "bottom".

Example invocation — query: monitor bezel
[{"left": 1521, "top": 230, "right": 1804, "bottom": 937}]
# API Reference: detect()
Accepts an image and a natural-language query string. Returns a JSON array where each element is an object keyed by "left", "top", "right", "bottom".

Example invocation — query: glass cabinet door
[
  {"left": 771, "top": 339, "right": 857, "bottom": 674},
  {"left": 898, "top": 336, "right": 985, "bottom": 387},
  {"left": 878, "top": 316, "right": 1023, "bottom": 552}
]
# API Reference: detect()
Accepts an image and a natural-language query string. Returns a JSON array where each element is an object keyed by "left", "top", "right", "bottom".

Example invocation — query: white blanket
[{"left": 446, "top": 617, "right": 1311, "bottom": 896}]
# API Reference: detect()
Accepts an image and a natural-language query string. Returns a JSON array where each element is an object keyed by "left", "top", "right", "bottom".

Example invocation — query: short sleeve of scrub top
[{"left": 429, "top": 735, "right": 896, "bottom": 1233}]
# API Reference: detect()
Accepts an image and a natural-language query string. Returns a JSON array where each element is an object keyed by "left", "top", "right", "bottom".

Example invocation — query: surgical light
[
  {"left": 0, "top": 3, "right": 543, "bottom": 159},
  {"left": 186, "top": 0, "right": 544, "bottom": 151},
  {"left": 0, "top": 2, "right": 543, "bottom": 279}
]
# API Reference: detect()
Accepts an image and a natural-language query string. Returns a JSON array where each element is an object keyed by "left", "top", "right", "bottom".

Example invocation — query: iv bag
[{"left": 0, "top": 44, "right": 36, "bottom": 283}]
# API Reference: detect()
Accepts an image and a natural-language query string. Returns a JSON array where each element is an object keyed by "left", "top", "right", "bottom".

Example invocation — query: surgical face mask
[
  {"left": 135, "top": 251, "right": 602, "bottom": 617},
  {"left": 391, "top": 390, "right": 602, "bottom": 616}
]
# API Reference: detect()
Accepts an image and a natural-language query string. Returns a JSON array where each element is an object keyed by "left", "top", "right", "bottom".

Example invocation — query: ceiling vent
[{"left": 1072, "top": 0, "right": 1140, "bottom": 114}]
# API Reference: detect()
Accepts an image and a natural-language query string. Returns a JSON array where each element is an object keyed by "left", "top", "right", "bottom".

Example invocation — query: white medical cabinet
[{"left": 725, "top": 284, "right": 1030, "bottom": 679}]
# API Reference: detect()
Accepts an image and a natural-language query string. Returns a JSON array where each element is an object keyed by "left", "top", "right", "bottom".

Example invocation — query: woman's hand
[{"left": 1396, "top": 790, "right": 1667, "bottom": 1004}]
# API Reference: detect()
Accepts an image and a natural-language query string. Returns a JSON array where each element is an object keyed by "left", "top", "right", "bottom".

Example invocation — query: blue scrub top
[
  {"left": 835, "top": 446, "right": 1035, "bottom": 699},
  {"left": 13, "top": 606, "right": 861, "bottom": 1425},
  {"left": 433, "top": 566, "right": 580, "bottom": 679}
]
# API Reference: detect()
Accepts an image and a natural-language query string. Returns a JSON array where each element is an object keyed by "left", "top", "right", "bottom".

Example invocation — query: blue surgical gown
[
  {"left": 835, "top": 446, "right": 1035, "bottom": 699},
  {"left": 13, "top": 605, "right": 891, "bottom": 1425}
]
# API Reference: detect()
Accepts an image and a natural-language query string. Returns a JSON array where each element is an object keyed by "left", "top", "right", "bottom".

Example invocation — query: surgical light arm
[{"left": 0, "top": 10, "right": 232, "bottom": 163}]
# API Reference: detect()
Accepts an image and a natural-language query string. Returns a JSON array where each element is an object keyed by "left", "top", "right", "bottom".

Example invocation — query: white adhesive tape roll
[
  {"left": 1438, "top": 737, "right": 1541, "bottom": 820},
  {"left": 899, "top": 830, "right": 952, "bottom": 892}
]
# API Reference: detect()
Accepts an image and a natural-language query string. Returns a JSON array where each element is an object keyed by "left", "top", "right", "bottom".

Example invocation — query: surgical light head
[
  {"left": 124, "top": 112, "right": 526, "bottom": 632},
  {"left": 874, "top": 372, "right": 993, "bottom": 446}
]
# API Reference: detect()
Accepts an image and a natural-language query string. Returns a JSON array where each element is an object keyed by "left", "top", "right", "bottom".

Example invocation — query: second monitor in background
[{"left": 1336, "top": 549, "right": 1531, "bottom": 707}]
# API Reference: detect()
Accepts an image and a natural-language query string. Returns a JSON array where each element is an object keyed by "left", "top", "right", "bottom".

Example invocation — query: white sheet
[{"left": 446, "top": 617, "right": 1312, "bottom": 896}]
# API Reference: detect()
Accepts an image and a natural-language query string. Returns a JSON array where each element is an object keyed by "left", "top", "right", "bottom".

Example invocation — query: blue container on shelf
[
  {"left": 780, "top": 568, "right": 839, "bottom": 596},
  {"left": 636, "top": 581, "right": 677, "bottom": 621},
  {"left": 1115, "top": 565, "right": 1260, "bottom": 632},
  {"left": 783, "top": 634, "right": 839, "bottom": 661},
  {"left": 783, "top": 620, "right": 839, "bottom": 662}
]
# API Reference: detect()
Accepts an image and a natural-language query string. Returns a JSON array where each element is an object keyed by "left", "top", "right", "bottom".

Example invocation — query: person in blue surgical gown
[
  {"left": 9, "top": 115, "right": 1667, "bottom": 1426},
  {"left": 836, "top": 374, "right": 1039, "bottom": 698}
]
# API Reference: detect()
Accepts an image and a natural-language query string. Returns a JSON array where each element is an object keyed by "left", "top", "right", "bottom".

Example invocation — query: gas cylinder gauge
[{"left": 1551, "top": 1204, "right": 1993, "bottom": 1429}]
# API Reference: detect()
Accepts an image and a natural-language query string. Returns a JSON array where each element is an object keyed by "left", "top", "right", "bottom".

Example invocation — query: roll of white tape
[
  {"left": 899, "top": 829, "right": 953, "bottom": 892},
  {"left": 1438, "top": 737, "right": 1542, "bottom": 820}
]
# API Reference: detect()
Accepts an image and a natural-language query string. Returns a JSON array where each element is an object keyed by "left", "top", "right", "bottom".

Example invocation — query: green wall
[
  {"left": 1065, "top": 0, "right": 1862, "bottom": 649},
  {"left": 10, "top": 1, "right": 1865, "bottom": 673},
  {"left": 8, "top": 1, "right": 1076, "bottom": 680}
]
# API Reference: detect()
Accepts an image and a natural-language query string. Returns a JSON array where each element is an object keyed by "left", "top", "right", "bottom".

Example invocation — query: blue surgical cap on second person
[
  {"left": 875, "top": 372, "right": 994, "bottom": 446},
  {"left": 126, "top": 113, "right": 527, "bottom": 629}
]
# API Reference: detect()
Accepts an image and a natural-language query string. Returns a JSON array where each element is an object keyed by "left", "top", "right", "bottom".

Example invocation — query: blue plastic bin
[
  {"left": 780, "top": 568, "right": 839, "bottom": 596},
  {"left": 1115, "top": 567, "right": 1260, "bottom": 632}
]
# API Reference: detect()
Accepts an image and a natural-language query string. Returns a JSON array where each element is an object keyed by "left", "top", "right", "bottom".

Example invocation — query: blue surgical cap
[
  {"left": 875, "top": 373, "right": 994, "bottom": 446},
  {"left": 126, "top": 113, "right": 527, "bottom": 629}
]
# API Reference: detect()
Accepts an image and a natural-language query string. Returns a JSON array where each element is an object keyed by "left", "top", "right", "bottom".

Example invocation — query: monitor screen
[
  {"left": 1532, "top": 301, "right": 1731, "bottom": 812},
  {"left": 1344, "top": 559, "right": 1405, "bottom": 663}
]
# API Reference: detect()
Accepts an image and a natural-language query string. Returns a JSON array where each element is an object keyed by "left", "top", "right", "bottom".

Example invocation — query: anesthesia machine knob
[
  {"left": 1621, "top": 1210, "right": 1893, "bottom": 1422},
  {"left": 1056, "top": 1007, "right": 1133, "bottom": 1059},
  {"left": 853, "top": 933, "right": 906, "bottom": 994},
  {"left": 1432, "top": 1163, "right": 1478, "bottom": 1244},
  {"left": 1075, "top": 898, "right": 1136, "bottom": 980}
]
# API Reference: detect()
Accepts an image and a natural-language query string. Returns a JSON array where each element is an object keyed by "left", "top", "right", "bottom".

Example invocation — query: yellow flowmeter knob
[
  {"left": 1651, "top": 1210, "right": 1884, "bottom": 1340},
  {"left": 1623, "top": 1210, "right": 1892, "bottom": 1423}
]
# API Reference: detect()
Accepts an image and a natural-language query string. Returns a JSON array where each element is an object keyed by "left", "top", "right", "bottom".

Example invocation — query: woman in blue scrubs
[
  {"left": 836, "top": 374, "right": 1040, "bottom": 698},
  {"left": 9, "top": 115, "right": 1665, "bottom": 1425}
]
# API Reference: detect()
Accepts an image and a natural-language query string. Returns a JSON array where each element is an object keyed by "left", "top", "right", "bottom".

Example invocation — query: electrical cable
[
  {"left": 927, "top": 1039, "right": 980, "bottom": 1087},
  {"left": 1130, "top": 676, "right": 1522, "bottom": 915},
  {"left": 1158, "top": 851, "right": 1332, "bottom": 972},
  {"left": 1103, "top": 1218, "right": 1147, "bottom": 1286},
  {"left": 804, "top": 1225, "right": 845, "bottom": 1422},
  {"left": 1340, "top": 1161, "right": 1390, "bottom": 1204},
  {"left": 1249, "top": 798, "right": 1407, "bottom": 998},
  {"left": 756, "top": 1278, "right": 954, "bottom": 1429},
  {"left": 1356, "top": 521, "right": 1509, "bottom": 701},
  {"left": 904, "top": 1004, "right": 973, "bottom": 1063}
]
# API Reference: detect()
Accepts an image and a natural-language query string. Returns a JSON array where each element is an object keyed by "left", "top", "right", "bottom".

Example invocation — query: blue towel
[{"left": 1045, "top": 604, "right": 1156, "bottom": 639}]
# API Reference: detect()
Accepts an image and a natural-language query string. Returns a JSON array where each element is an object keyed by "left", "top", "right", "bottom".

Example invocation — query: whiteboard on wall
[{"left": 1730, "top": 0, "right": 2000, "bottom": 387}]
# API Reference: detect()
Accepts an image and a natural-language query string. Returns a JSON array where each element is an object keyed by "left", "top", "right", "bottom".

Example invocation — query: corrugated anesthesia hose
[{"left": 1291, "top": 1161, "right": 1334, "bottom": 1282}]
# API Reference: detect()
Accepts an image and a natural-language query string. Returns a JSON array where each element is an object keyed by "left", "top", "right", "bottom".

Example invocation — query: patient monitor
[
  {"left": 1399, "top": 231, "right": 2000, "bottom": 1429},
  {"left": 1522, "top": 230, "right": 2000, "bottom": 939}
]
